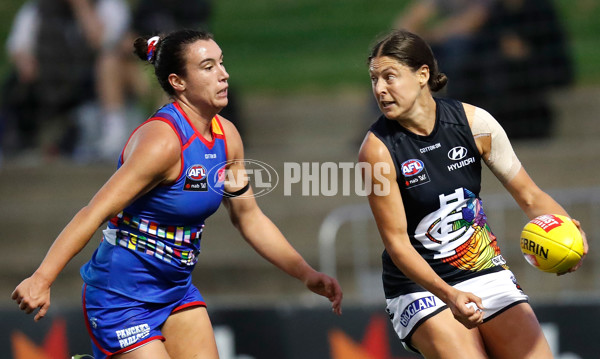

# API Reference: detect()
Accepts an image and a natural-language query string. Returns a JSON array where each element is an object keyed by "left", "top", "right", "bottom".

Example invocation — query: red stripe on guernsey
[
  {"left": 214, "top": 115, "right": 228, "bottom": 160},
  {"left": 181, "top": 133, "right": 197, "bottom": 151},
  {"left": 174, "top": 101, "right": 217, "bottom": 149},
  {"left": 172, "top": 301, "right": 207, "bottom": 313}
]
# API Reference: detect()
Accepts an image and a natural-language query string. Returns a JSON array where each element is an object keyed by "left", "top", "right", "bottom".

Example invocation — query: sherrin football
[{"left": 520, "top": 214, "right": 583, "bottom": 273}]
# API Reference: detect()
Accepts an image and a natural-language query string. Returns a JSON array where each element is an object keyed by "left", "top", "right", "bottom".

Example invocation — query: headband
[{"left": 146, "top": 36, "right": 160, "bottom": 62}]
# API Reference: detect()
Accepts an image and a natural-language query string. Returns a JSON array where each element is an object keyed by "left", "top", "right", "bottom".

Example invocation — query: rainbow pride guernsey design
[
  {"left": 81, "top": 102, "right": 227, "bottom": 303},
  {"left": 369, "top": 98, "right": 508, "bottom": 299}
]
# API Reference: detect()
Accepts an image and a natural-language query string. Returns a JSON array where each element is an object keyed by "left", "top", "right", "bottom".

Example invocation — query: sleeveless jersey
[
  {"left": 81, "top": 102, "right": 228, "bottom": 303},
  {"left": 369, "top": 97, "right": 508, "bottom": 299}
]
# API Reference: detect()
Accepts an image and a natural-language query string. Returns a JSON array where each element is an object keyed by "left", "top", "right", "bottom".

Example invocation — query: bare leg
[
  {"left": 114, "top": 340, "right": 170, "bottom": 359},
  {"left": 479, "top": 303, "right": 553, "bottom": 359},
  {"left": 162, "top": 306, "right": 220, "bottom": 359},
  {"left": 410, "top": 308, "right": 488, "bottom": 359}
]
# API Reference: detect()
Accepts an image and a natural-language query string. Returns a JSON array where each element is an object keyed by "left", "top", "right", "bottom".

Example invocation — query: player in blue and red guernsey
[{"left": 12, "top": 29, "right": 343, "bottom": 359}]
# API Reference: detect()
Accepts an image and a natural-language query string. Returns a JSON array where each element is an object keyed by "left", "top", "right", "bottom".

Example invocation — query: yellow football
[{"left": 520, "top": 214, "right": 583, "bottom": 273}]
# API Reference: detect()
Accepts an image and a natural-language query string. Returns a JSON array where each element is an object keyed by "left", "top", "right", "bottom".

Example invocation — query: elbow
[{"left": 229, "top": 213, "right": 243, "bottom": 232}]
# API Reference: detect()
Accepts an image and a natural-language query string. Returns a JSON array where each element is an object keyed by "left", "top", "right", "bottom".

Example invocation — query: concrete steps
[{"left": 1, "top": 87, "right": 598, "bottom": 308}]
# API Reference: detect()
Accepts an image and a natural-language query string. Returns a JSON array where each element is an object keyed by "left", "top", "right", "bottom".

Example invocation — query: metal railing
[{"left": 318, "top": 186, "right": 600, "bottom": 303}]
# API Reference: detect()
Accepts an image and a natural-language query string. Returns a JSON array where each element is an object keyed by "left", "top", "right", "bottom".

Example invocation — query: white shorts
[{"left": 385, "top": 270, "right": 528, "bottom": 353}]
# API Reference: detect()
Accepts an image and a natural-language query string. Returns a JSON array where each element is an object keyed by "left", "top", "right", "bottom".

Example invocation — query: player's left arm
[
  {"left": 465, "top": 103, "right": 588, "bottom": 271},
  {"left": 219, "top": 118, "right": 343, "bottom": 314}
]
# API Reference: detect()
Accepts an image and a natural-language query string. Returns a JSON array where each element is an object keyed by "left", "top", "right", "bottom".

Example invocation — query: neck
[
  {"left": 395, "top": 95, "right": 437, "bottom": 136},
  {"left": 175, "top": 99, "right": 215, "bottom": 136}
]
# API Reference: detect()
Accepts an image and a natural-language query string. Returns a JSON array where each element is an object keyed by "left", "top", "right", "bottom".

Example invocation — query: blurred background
[{"left": 0, "top": 0, "right": 599, "bottom": 358}]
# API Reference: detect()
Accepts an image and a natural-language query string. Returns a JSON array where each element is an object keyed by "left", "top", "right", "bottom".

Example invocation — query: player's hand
[
  {"left": 446, "top": 289, "right": 484, "bottom": 329},
  {"left": 304, "top": 271, "right": 343, "bottom": 315},
  {"left": 11, "top": 274, "right": 51, "bottom": 321},
  {"left": 559, "top": 218, "right": 588, "bottom": 275}
]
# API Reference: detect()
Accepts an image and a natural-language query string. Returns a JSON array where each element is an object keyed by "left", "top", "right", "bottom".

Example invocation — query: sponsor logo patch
[
  {"left": 530, "top": 214, "right": 563, "bottom": 232},
  {"left": 447, "top": 146, "right": 475, "bottom": 172},
  {"left": 399, "top": 296, "right": 437, "bottom": 327},
  {"left": 116, "top": 323, "right": 151, "bottom": 348},
  {"left": 447, "top": 146, "right": 468, "bottom": 160},
  {"left": 401, "top": 159, "right": 430, "bottom": 189},
  {"left": 184, "top": 164, "right": 208, "bottom": 191}
]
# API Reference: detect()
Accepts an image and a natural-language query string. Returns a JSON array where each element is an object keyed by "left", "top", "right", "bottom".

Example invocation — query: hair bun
[{"left": 430, "top": 73, "right": 448, "bottom": 92}]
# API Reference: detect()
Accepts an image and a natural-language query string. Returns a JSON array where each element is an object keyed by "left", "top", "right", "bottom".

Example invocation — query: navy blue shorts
[{"left": 82, "top": 283, "right": 206, "bottom": 358}]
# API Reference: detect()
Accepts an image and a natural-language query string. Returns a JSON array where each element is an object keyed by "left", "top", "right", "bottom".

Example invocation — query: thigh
[
  {"left": 114, "top": 340, "right": 170, "bottom": 359},
  {"left": 479, "top": 302, "right": 552, "bottom": 359},
  {"left": 162, "top": 306, "right": 220, "bottom": 359},
  {"left": 411, "top": 308, "right": 487, "bottom": 359}
]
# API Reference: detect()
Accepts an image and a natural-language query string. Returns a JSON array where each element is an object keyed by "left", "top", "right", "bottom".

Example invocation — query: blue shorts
[{"left": 82, "top": 283, "right": 206, "bottom": 358}]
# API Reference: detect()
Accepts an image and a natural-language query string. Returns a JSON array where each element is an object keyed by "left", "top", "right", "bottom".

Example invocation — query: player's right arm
[
  {"left": 359, "top": 132, "right": 483, "bottom": 328},
  {"left": 11, "top": 120, "right": 181, "bottom": 321}
]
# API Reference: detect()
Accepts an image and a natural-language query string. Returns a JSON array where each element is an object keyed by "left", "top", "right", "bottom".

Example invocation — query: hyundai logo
[{"left": 448, "top": 146, "right": 468, "bottom": 161}]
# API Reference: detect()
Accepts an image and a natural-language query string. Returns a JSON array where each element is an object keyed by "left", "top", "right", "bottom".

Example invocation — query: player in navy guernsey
[
  {"left": 359, "top": 30, "right": 587, "bottom": 358},
  {"left": 12, "top": 30, "right": 342, "bottom": 359}
]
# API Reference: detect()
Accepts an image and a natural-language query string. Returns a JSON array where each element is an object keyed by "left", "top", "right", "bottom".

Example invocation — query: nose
[
  {"left": 219, "top": 65, "right": 229, "bottom": 81},
  {"left": 373, "top": 78, "right": 386, "bottom": 97}
]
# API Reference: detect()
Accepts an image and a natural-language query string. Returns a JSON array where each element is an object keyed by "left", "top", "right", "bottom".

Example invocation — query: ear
[
  {"left": 418, "top": 65, "right": 430, "bottom": 86},
  {"left": 168, "top": 73, "right": 186, "bottom": 92}
]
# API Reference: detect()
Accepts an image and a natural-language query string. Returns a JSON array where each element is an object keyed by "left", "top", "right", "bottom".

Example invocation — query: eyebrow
[
  {"left": 370, "top": 65, "right": 395, "bottom": 74},
  {"left": 199, "top": 52, "right": 224, "bottom": 65}
]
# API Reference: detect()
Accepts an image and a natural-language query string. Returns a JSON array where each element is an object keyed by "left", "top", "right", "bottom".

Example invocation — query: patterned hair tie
[{"left": 146, "top": 36, "right": 160, "bottom": 62}]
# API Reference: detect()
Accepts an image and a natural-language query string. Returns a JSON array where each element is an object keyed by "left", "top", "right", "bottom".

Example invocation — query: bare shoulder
[
  {"left": 461, "top": 102, "right": 476, "bottom": 127},
  {"left": 359, "top": 132, "right": 392, "bottom": 164},
  {"left": 123, "top": 120, "right": 181, "bottom": 171}
]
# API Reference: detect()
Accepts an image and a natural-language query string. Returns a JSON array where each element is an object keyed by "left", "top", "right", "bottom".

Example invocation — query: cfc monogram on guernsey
[
  {"left": 81, "top": 102, "right": 228, "bottom": 303},
  {"left": 369, "top": 98, "right": 508, "bottom": 299}
]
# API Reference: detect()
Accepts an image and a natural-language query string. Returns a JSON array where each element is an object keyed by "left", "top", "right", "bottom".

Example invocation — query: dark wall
[{"left": 2, "top": 303, "right": 597, "bottom": 358}]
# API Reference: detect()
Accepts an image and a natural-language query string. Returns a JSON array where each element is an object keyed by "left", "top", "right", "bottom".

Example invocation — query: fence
[{"left": 318, "top": 186, "right": 600, "bottom": 304}]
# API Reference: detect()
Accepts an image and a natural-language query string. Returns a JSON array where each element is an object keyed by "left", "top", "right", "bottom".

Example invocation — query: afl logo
[
  {"left": 186, "top": 165, "right": 207, "bottom": 180},
  {"left": 448, "top": 146, "right": 468, "bottom": 161},
  {"left": 401, "top": 159, "right": 424, "bottom": 177}
]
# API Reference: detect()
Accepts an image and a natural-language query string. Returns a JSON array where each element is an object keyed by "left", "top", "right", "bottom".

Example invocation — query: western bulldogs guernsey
[
  {"left": 370, "top": 98, "right": 508, "bottom": 299},
  {"left": 81, "top": 102, "right": 227, "bottom": 303}
]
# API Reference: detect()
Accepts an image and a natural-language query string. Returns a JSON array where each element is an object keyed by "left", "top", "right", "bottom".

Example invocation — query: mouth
[
  {"left": 217, "top": 87, "right": 228, "bottom": 98},
  {"left": 380, "top": 100, "right": 395, "bottom": 109}
]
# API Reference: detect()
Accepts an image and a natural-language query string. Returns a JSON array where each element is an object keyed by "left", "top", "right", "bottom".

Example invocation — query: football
[{"left": 520, "top": 214, "right": 584, "bottom": 273}]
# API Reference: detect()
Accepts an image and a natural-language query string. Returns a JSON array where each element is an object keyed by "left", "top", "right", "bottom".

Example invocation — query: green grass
[
  {"left": 0, "top": 0, "right": 598, "bottom": 95},
  {"left": 211, "top": 0, "right": 403, "bottom": 94},
  {"left": 211, "top": 0, "right": 600, "bottom": 93},
  {"left": 556, "top": 1, "right": 600, "bottom": 85}
]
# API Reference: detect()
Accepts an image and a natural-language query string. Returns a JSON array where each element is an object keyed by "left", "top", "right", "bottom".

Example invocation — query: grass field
[{"left": 0, "top": 0, "right": 598, "bottom": 94}]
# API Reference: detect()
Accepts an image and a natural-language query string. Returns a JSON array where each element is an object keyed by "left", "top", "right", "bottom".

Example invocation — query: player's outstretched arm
[
  {"left": 220, "top": 119, "right": 342, "bottom": 314},
  {"left": 222, "top": 187, "right": 343, "bottom": 315},
  {"left": 12, "top": 121, "right": 182, "bottom": 320}
]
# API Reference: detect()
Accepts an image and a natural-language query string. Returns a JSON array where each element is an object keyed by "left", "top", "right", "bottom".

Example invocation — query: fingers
[
  {"left": 324, "top": 277, "right": 343, "bottom": 315},
  {"left": 558, "top": 218, "right": 587, "bottom": 275},
  {"left": 11, "top": 289, "right": 19, "bottom": 300},
  {"left": 465, "top": 309, "right": 484, "bottom": 328},
  {"left": 316, "top": 275, "right": 343, "bottom": 315},
  {"left": 35, "top": 303, "right": 49, "bottom": 322},
  {"left": 12, "top": 287, "right": 49, "bottom": 321}
]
